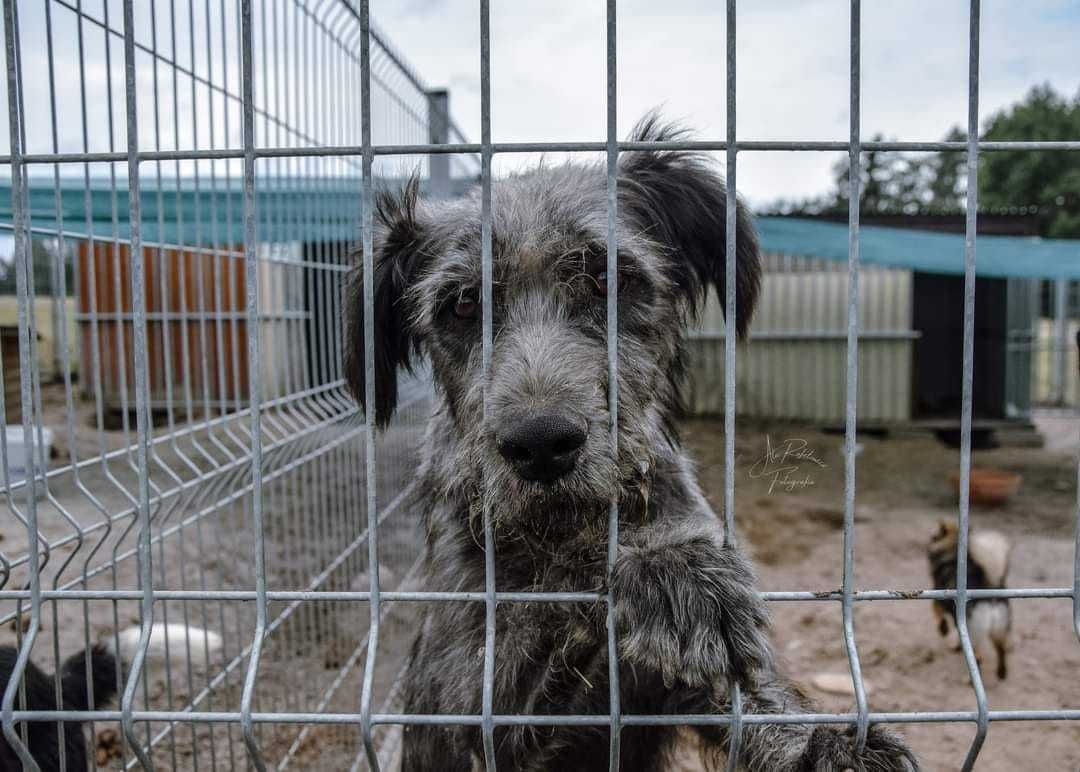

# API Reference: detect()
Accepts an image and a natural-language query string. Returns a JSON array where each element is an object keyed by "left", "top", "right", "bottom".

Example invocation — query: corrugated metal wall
[
  {"left": 76, "top": 241, "right": 307, "bottom": 411},
  {"left": 685, "top": 254, "right": 914, "bottom": 423},
  {"left": 1032, "top": 317, "right": 1080, "bottom": 406}
]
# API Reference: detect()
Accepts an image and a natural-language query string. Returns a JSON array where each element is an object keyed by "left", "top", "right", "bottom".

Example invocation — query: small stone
[
  {"left": 810, "top": 672, "right": 869, "bottom": 697},
  {"left": 865, "top": 646, "right": 888, "bottom": 666},
  {"left": 96, "top": 727, "right": 123, "bottom": 765},
  {"left": 8, "top": 616, "right": 41, "bottom": 634}
]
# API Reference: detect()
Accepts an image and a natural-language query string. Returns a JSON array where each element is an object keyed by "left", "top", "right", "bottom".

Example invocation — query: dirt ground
[
  {"left": 678, "top": 416, "right": 1080, "bottom": 772},
  {"left": 3, "top": 378, "right": 1078, "bottom": 770},
  {"left": 0, "top": 381, "right": 429, "bottom": 770}
]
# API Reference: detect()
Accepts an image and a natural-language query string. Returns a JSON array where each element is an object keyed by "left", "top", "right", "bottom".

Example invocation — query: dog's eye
[{"left": 453, "top": 293, "right": 479, "bottom": 319}]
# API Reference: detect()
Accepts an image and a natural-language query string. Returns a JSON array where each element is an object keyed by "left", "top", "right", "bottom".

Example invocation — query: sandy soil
[
  {"left": 0, "top": 382, "right": 429, "bottom": 770},
  {"left": 680, "top": 417, "right": 1080, "bottom": 772},
  {"left": 4, "top": 378, "right": 1078, "bottom": 770}
]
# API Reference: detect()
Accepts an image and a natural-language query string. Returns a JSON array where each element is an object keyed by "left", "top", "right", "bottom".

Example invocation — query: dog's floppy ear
[
  {"left": 618, "top": 114, "right": 761, "bottom": 338},
  {"left": 343, "top": 176, "right": 429, "bottom": 427}
]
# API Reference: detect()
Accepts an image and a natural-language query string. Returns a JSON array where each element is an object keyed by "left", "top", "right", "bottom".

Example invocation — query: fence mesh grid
[{"left": 0, "top": 0, "right": 1076, "bottom": 771}]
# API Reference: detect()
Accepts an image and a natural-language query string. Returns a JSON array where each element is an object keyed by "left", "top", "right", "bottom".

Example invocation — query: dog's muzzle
[{"left": 496, "top": 412, "right": 587, "bottom": 483}]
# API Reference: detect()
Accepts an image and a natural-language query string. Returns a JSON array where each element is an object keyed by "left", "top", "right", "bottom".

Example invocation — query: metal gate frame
[{"left": 0, "top": 1, "right": 1078, "bottom": 771}]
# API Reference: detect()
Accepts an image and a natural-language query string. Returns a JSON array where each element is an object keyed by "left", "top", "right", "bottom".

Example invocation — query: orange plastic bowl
[{"left": 949, "top": 468, "right": 1022, "bottom": 506}]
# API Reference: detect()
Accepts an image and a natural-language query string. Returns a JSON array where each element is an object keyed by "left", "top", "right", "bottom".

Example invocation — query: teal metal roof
[
  {"left": 2, "top": 182, "right": 1078, "bottom": 278},
  {"left": 1, "top": 178, "right": 362, "bottom": 245},
  {"left": 0, "top": 177, "right": 474, "bottom": 245},
  {"left": 756, "top": 216, "right": 1080, "bottom": 279}
]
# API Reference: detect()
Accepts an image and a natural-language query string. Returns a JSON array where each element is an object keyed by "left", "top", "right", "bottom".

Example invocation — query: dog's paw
[
  {"left": 802, "top": 725, "right": 919, "bottom": 772},
  {"left": 611, "top": 539, "right": 771, "bottom": 690}
]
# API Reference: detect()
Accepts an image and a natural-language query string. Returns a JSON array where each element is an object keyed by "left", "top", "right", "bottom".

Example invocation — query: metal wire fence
[
  {"left": 0, "top": 0, "right": 473, "bottom": 769},
  {"left": 0, "top": 1, "right": 1077, "bottom": 771}
]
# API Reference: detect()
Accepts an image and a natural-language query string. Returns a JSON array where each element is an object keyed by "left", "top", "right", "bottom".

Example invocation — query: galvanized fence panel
[
  {"left": 0, "top": 1, "right": 1076, "bottom": 771},
  {"left": 0, "top": 1, "right": 474, "bottom": 769}
]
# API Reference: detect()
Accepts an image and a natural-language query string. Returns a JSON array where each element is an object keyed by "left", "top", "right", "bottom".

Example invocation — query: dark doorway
[
  {"left": 912, "top": 272, "right": 1008, "bottom": 420},
  {"left": 303, "top": 241, "right": 350, "bottom": 390}
]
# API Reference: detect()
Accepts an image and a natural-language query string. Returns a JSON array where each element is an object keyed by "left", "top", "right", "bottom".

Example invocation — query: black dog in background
[
  {"left": 0, "top": 643, "right": 118, "bottom": 771},
  {"left": 0, "top": 624, "right": 220, "bottom": 771}
]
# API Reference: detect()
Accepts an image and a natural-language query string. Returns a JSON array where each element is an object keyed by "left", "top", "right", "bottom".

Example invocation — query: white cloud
[
  {"left": 5, "top": 1, "right": 1077, "bottom": 208},
  {"left": 373, "top": 0, "right": 1080, "bottom": 207}
]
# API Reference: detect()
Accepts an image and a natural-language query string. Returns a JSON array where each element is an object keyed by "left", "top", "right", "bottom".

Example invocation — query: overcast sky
[
  {"left": 3, "top": 1, "right": 1077, "bottom": 212},
  {"left": 373, "top": 0, "right": 1080, "bottom": 207}
]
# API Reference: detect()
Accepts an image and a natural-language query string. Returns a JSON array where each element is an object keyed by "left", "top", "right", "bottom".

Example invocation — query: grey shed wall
[{"left": 685, "top": 254, "right": 915, "bottom": 424}]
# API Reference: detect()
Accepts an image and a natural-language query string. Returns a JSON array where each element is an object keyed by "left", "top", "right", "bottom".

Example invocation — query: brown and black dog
[{"left": 928, "top": 520, "right": 1012, "bottom": 680}]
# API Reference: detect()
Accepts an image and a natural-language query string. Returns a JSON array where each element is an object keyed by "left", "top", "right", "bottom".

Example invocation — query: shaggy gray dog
[{"left": 344, "top": 115, "right": 919, "bottom": 772}]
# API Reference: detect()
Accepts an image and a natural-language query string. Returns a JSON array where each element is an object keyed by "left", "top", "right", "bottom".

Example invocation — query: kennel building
[
  {"left": 686, "top": 215, "right": 1080, "bottom": 428},
  {"left": 0, "top": 1, "right": 1077, "bottom": 772}
]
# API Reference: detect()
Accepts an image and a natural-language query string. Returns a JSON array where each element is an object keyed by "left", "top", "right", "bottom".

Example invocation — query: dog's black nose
[{"left": 497, "top": 413, "right": 587, "bottom": 482}]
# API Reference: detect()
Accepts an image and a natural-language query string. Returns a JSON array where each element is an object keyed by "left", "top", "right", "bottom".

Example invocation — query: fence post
[
  {"left": 427, "top": 88, "right": 451, "bottom": 198},
  {"left": 1054, "top": 277, "right": 1068, "bottom": 404},
  {"left": 49, "top": 244, "right": 63, "bottom": 382}
]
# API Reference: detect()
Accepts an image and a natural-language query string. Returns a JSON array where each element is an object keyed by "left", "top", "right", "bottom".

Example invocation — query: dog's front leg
[
  {"left": 400, "top": 621, "right": 477, "bottom": 772},
  {"left": 610, "top": 524, "right": 772, "bottom": 690},
  {"left": 694, "top": 674, "right": 919, "bottom": 772}
]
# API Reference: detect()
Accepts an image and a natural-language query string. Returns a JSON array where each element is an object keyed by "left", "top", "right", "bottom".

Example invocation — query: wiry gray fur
[{"left": 343, "top": 114, "right": 919, "bottom": 771}]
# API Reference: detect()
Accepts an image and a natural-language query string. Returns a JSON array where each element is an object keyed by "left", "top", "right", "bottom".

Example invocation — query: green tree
[
  {"left": 763, "top": 84, "right": 1080, "bottom": 235},
  {"left": 979, "top": 84, "right": 1080, "bottom": 237},
  {"left": 0, "top": 238, "right": 75, "bottom": 296},
  {"left": 830, "top": 133, "right": 909, "bottom": 214},
  {"left": 927, "top": 126, "right": 967, "bottom": 211}
]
